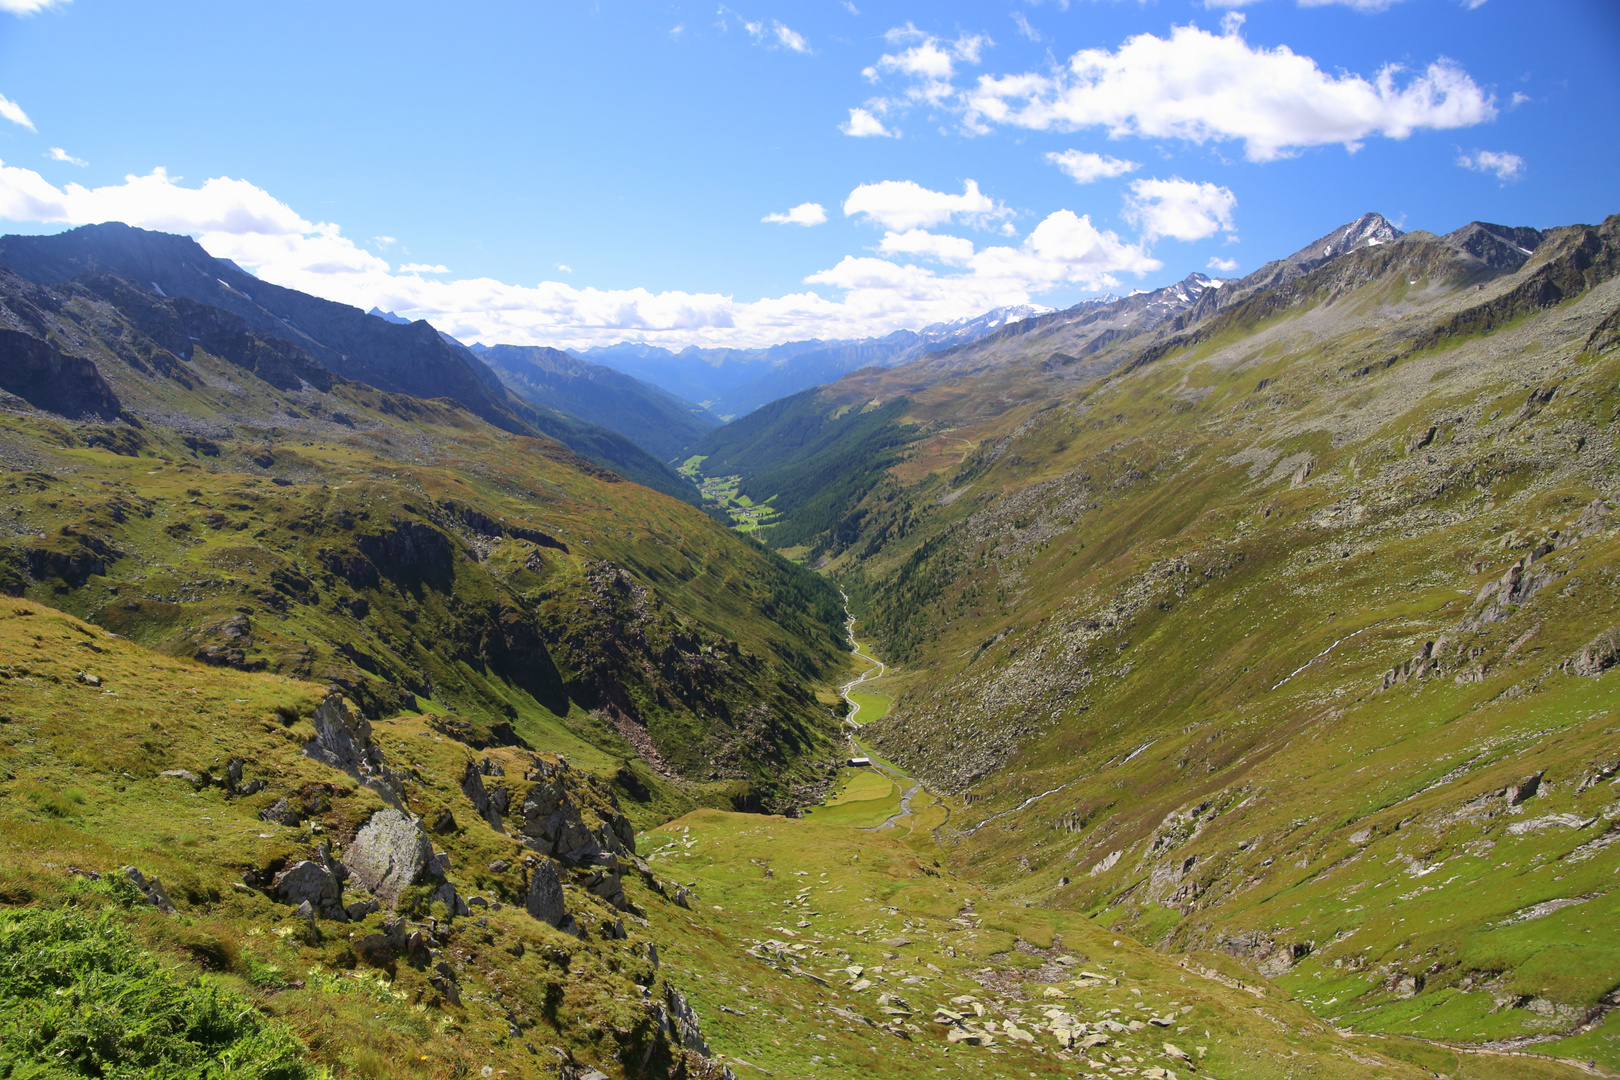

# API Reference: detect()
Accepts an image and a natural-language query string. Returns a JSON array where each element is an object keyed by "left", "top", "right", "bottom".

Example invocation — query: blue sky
[{"left": 0, "top": 0, "right": 1615, "bottom": 348}]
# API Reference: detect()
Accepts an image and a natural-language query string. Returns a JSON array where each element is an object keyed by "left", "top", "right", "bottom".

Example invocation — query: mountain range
[
  {"left": 0, "top": 223, "right": 700, "bottom": 502},
  {"left": 575, "top": 304, "right": 1050, "bottom": 420},
  {"left": 1, "top": 208, "right": 1617, "bottom": 1080}
]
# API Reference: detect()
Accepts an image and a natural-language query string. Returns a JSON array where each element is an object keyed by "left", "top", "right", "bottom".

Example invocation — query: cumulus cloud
[
  {"left": 0, "top": 162, "right": 1162, "bottom": 349},
  {"left": 0, "top": 0, "right": 68, "bottom": 13},
  {"left": 1457, "top": 149, "right": 1523, "bottom": 182},
  {"left": 861, "top": 20, "right": 1493, "bottom": 161},
  {"left": 862, "top": 25, "right": 990, "bottom": 111},
  {"left": 0, "top": 93, "right": 35, "bottom": 131},
  {"left": 1208, "top": 255, "right": 1240, "bottom": 272},
  {"left": 1124, "top": 177, "right": 1238, "bottom": 242},
  {"left": 1046, "top": 149, "right": 1139, "bottom": 184},
  {"left": 843, "top": 179, "right": 1007, "bottom": 232},
  {"left": 763, "top": 201, "right": 828, "bottom": 226},
  {"left": 841, "top": 107, "right": 895, "bottom": 137},
  {"left": 877, "top": 228, "right": 976, "bottom": 265},
  {"left": 556, "top": 263, "right": 573, "bottom": 274},
  {"left": 47, "top": 147, "right": 87, "bottom": 167}
]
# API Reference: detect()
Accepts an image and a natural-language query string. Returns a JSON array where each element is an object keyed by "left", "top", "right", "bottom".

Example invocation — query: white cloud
[
  {"left": 0, "top": 93, "right": 35, "bottom": 131},
  {"left": 372, "top": 235, "right": 397, "bottom": 247},
  {"left": 1046, "top": 149, "right": 1139, "bottom": 184},
  {"left": 1457, "top": 149, "right": 1524, "bottom": 182},
  {"left": 843, "top": 179, "right": 1007, "bottom": 232},
  {"left": 398, "top": 263, "right": 449, "bottom": 274},
  {"left": 763, "top": 201, "right": 828, "bottom": 226},
  {"left": 1124, "top": 177, "right": 1238, "bottom": 242},
  {"left": 0, "top": 162, "right": 1162, "bottom": 350},
  {"left": 46, "top": 147, "right": 87, "bottom": 167},
  {"left": 877, "top": 228, "right": 976, "bottom": 265},
  {"left": 556, "top": 263, "right": 573, "bottom": 274},
  {"left": 1298, "top": 0, "right": 1404, "bottom": 9},
  {"left": 861, "top": 21, "right": 1493, "bottom": 161},
  {"left": 840, "top": 107, "right": 895, "bottom": 137},
  {"left": 773, "top": 21, "right": 810, "bottom": 53},
  {"left": 733, "top": 10, "right": 809, "bottom": 52},
  {"left": 0, "top": 0, "right": 68, "bottom": 13},
  {"left": 1011, "top": 12, "right": 1041, "bottom": 42},
  {"left": 842, "top": 1, "right": 859, "bottom": 12},
  {"left": 1207, "top": 255, "right": 1240, "bottom": 272}
]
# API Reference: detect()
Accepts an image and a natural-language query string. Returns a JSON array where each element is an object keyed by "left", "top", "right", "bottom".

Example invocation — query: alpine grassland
[{"left": 0, "top": 214, "right": 1616, "bottom": 1079}]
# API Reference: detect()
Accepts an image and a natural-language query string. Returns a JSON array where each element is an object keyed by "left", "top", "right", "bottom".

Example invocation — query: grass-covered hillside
[
  {"left": 0, "top": 598, "right": 1539, "bottom": 1080},
  {"left": 0, "top": 256, "right": 848, "bottom": 812},
  {"left": 713, "top": 214, "right": 1620, "bottom": 1071}
]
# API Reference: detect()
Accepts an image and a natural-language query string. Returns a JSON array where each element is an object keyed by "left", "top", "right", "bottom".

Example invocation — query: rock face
[
  {"left": 272, "top": 860, "right": 345, "bottom": 920},
  {"left": 517, "top": 754, "right": 636, "bottom": 865},
  {"left": 460, "top": 758, "right": 509, "bottom": 831},
  {"left": 1572, "top": 626, "right": 1619, "bottom": 677},
  {"left": 662, "top": 984, "right": 713, "bottom": 1056},
  {"left": 344, "top": 808, "right": 434, "bottom": 906},
  {"left": 304, "top": 693, "right": 407, "bottom": 805},
  {"left": 525, "top": 859, "right": 567, "bottom": 928},
  {"left": 0, "top": 326, "right": 123, "bottom": 420}
]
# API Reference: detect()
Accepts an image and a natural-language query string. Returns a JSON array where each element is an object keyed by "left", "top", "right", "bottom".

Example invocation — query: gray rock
[
  {"left": 431, "top": 879, "right": 470, "bottom": 917},
  {"left": 671, "top": 886, "right": 693, "bottom": 909},
  {"left": 345, "top": 897, "right": 381, "bottom": 921},
  {"left": 121, "top": 866, "right": 176, "bottom": 913},
  {"left": 303, "top": 692, "right": 407, "bottom": 805},
  {"left": 1572, "top": 626, "right": 1620, "bottom": 678},
  {"left": 159, "top": 769, "right": 202, "bottom": 786},
  {"left": 525, "top": 859, "right": 567, "bottom": 928},
  {"left": 271, "top": 860, "right": 345, "bottom": 920},
  {"left": 663, "top": 984, "right": 713, "bottom": 1055},
  {"left": 582, "top": 852, "right": 627, "bottom": 910},
  {"left": 259, "top": 796, "right": 302, "bottom": 827},
  {"left": 344, "top": 808, "right": 433, "bottom": 906}
]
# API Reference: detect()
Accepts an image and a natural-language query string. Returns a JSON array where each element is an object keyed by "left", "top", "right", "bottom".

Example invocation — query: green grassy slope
[
  {"left": 0, "top": 598, "right": 1506, "bottom": 1080},
  {"left": 751, "top": 216, "right": 1620, "bottom": 1070},
  {"left": 0, "top": 265, "right": 847, "bottom": 811}
]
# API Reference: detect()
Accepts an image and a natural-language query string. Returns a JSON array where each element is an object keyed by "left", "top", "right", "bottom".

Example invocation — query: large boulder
[
  {"left": 344, "top": 808, "right": 433, "bottom": 906},
  {"left": 525, "top": 859, "right": 567, "bottom": 928},
  {"left": 271, "top": 860, "right": 345, "bottom": 920}
]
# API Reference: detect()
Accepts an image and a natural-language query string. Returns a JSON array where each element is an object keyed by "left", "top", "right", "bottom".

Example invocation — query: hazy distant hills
[
  {"left": 576, "top": 304, "right": 1049, "bottom": 419},
  {"left": 469, "top": 343, "right": 718, "bottom": 462},
  {"left": 0, "top": 223, "right": 697, "bottom": 502}
]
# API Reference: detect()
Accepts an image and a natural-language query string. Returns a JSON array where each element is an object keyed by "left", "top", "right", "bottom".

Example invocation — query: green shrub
[{"left": 0, "top": 905, "right": 324, "bottom": 1080}]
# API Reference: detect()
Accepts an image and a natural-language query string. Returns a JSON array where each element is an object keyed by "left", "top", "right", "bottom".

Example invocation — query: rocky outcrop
[
  {"left": 0, "top": 326, "right": 123, "bottom": 419},
  {"left": 120, "top": 865, "right": 176, "bottom": 914},
  {"left": 460, "top": 757, "right": 510, "bottom": 831},
  {"left": 303, "top": 692, "right": 407, "bottom": 805},
  {"left": 517, "top": 754, "right": 636, "bottom": 865},
  {"left": 1571, "top": 627, "right": 1620, "bottom": 678}
]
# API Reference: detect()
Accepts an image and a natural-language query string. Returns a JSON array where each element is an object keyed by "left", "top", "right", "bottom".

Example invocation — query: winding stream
[{"left": 833, "top": 592, "right": 951, "bottom": 839}]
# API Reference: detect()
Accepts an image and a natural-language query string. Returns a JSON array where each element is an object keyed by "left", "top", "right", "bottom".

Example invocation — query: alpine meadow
[{"left": 0, "top": 3, "right": 1617, "bottom": 1080}]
